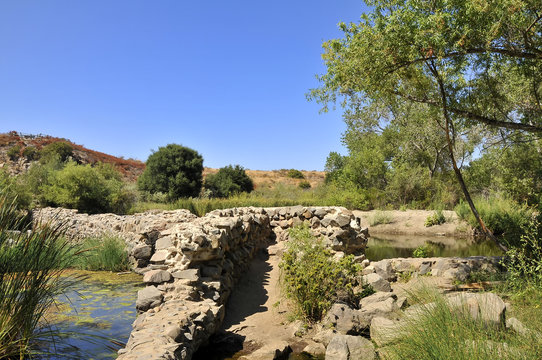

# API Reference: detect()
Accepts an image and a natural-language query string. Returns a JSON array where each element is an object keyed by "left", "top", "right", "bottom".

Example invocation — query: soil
[{"left": 353, "top": 209, "right": 470, "bottom": 237}]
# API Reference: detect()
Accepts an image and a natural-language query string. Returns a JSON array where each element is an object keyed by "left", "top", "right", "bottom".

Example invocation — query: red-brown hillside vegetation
[{"left": 0, "top": 131, "right": 145, "bottom": 180}]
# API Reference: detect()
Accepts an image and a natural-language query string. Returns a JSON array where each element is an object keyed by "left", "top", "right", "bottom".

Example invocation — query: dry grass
[{"left": 203, "top": 168, "right": 325, "bottom": 190}]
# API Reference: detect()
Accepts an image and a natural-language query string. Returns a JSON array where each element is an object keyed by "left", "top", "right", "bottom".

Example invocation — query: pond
[
  {"left": 365, "top": 234, "right": 503, "bottom": 262},
  {"left": 40, "top": 270, "right": 143, "bottom": 359}
]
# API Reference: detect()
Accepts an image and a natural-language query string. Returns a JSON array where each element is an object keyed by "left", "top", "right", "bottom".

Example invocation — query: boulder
[
  {"left": 136, "top": 286, "right": 163, "bottom": 311},
  {"left": 132, "top": 244, "right": 152, "bottom": 260},
  {"left": 326, "top": 334, "right": 375, "bottom": 360},
  {"left": 302, "top": 341, "right": 326, "bottom": 357},
  {"left": 370, "top": 317, "right": 401, "bottom": 347},
  {"left": 362, "top": 273, "right": 391, "bottom": 292},
  {"left": 324, "top": 303, "right": 369, "bottom": 335}
]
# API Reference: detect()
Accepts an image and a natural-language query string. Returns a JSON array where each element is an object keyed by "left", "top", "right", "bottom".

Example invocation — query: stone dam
[{"left": 36, "top": 206, "right": 370, "bottom": 360}]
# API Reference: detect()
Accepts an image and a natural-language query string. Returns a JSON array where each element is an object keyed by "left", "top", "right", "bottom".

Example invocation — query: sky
[{"left": 0, "top": 1, "right": 368, "bottom": 170}]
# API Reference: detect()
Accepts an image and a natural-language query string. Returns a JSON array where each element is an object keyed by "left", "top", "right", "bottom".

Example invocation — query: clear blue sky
[{"left": 0, "top": 1, "right": 367, "bottom": 170}]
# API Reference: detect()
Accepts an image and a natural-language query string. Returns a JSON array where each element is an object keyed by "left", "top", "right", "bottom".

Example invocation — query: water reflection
[{"left": 365, "top": 234, "right": 502, "bottom": 261}]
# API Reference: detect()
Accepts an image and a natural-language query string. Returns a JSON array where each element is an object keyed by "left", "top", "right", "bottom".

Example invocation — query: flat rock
[
  {"left": 150, "top": 249, "right": 169, "bottom": 263},
  {"left": 143, "top": 269, "right": 172, "bottom": 284},
  {"left": 370, "top": 317, "right": 401, "bottom": 347},
  {"left": 171, "top": 268, "right": 199, "bottom": 282}
]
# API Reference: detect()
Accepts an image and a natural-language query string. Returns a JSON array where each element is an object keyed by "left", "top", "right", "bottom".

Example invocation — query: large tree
[
  {"left": 138, "top": 144, "right": 203, "bottom": 200},
  {"left": 310, "top": 0, "right": 542, "bottom": 250}
]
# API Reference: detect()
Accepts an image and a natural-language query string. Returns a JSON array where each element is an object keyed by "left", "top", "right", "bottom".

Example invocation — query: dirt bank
[{"left": 353, "top": 209, "right": 471, "bottom": 237}]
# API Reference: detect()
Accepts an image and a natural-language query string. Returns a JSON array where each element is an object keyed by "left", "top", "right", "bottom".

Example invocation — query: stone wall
[{"left": 34, "top": 206, "right": 368, "bottom": 360}]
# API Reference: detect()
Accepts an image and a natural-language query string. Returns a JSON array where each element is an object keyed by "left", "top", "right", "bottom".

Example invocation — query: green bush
[
  {"left": 455, "top": 196, "right": 533, "bottom": 245},
  {"left": 0, "top": 170, "right": 32, "bottom": 212},
  {"left": 7, "top": 145, "right": 21, "bottom": 161},
  {"left": 40, "top": 141, "right": 73, "bottom": 163},
  {"left": 0, "top": 191, "right": 77, "bottom": 358},
  {"left": 298, "top": 181, "right": 311, "bottom": 189},
  {"left": 73, "top": 236, "right": 130, "bottom": 272},
  {"left": 138, "top": 144, "right": 203, "bottom": 201},
  {"left": 424, "top": 210, "right": 446, "bottom": 227},
  {"left": 287, "top": 169, "right": 305, "bottom": 179},
  {"left": 504, "top": 217, "right": 542, "bottom": 290},
  {"left": 22, "top": 146, "right": 40, "bottom": 161},
  {"left": 204, "top": 165, "right": 254, "bottom": 198},
  {"left": 41, "top": 161, "right": 135, "bottom": 214},
  {"left": 413, "top": 245, "right": 430, "bottom": 258},
  {"left": 279, "top": 224, "right": 362, "bottom": 322}
]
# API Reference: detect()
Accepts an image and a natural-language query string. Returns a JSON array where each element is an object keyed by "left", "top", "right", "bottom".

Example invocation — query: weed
[
  {"left": 73, "top": 236, "right": 130, "bottom": 272},
  {"left": 368, "top": 211, "right": 394, "bottom": 226},
  {"left": 424, "top": 210, "right": 446, "bottom": 227},
  {"left": 413, "top": 245, "right": 430, "bottom": 258}
]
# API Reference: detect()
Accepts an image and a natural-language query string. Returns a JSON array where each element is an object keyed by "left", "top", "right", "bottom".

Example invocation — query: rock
[
  {"left": 362, "top": 273, "right": 391, "bottom": 292},
  {"left": 506, "top": 317, "right": 529, "bottom": 336},
  {"left": 143, "top": 270, "right": 172, "bottom": 284},
  {"left": 370, "top": 317, "right": 401, "bottom": 347},
  {"left": 325, "top": 335, "right": 349, "bottom": 360},
  {"left": 313, "top": 328, "right": 336, "bottom": 346},
  {"left": 136, "top": 286, "right": 163, "bottom": 311},
  {"left": 362, "top": 265, "right": 375, "bottom": 275},
  {"left": 326, "top": 334, "right": 375, "bottom": 360},
  {"left": 155, "top": 236, "right": 173, "bottom": 250},
  {"left": 302, "top": 341, "right": 326, "bottom": 357},
  {"left": 372, "top": 259, "right": 395, "bottom": 281},
  {"left": 132, "top": 245, "right": 152, "bottom": 260},
  {"left": 360, "top": 297, "right": 397, "bottom": 320},
  {"left": 314, "top": 208, "right": 328, "bottom": 218},
  {"left": 150, "top": 249, "right": 169, "bottom": 263},
  {"left": 324, "top": 303, "right": 369, "bottom": 335},
  {"left": 240, "top": 341, "right": 291, "bottom": 360},
  {"left": 446, "top": 292, "right": 506, "bottom": 327},
  {"left": 171, "top": 268, "right": 199, "bottom": 282},
  {"left": 335, "top": 214, "right": 352, "bottom": 228},
  {"left": 360, "top": 292, "right": 396, "bottom": 308}
]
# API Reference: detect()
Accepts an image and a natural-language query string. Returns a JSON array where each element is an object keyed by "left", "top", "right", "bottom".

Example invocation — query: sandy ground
[{"left": 353, "top": 209, "right": 469, "bottom": 237}]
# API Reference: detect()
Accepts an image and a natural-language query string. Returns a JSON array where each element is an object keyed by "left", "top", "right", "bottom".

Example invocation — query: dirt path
[{"left": 220, "top": 243, "right": 299, "bottom": 350}]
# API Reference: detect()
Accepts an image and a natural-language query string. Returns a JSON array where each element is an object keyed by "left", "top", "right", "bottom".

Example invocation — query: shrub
[
  {"left": 413, "top": 245, "right": 430, "bottom": 258},
  {"left": 41, "top": 161, "right": 135, "bottom": 214},
  {"left": 22, "top": 146, "right": 40, "bottom": 161},
  {"left": 7, "top": 144, "right": 21, "bottom": 161},
  {"left": 287, "top": 169, "right": 305, "bottom": 179},
  {"left": 40, "top": 141, "right": 73, "bottom": 162},
  {"left": 424, "top": 210, "right": 446, "bottom": 227},
  {"left": 204, "top": 165, "right": 254, "bottom": 198},
  {"left": 504, "top": 217, "right": 542, "bottom": 289},
  {"left": 138, "top": 144, "right": 203, "bottom": 200},
  {"left": 279, "top": 224, "right": 362, "bottom": 322},
  {"left": 0, "top": 170, "right": 31, "bottom": 212},
  {"left": 368, "top": 210, "right": 394, "bottom": 226},
  {"left": 455, "top": 196, "right": 533, "bottom": 245},
  {"left": 0, "top": 191, "right": 77, "bottom": 358},
  {"left": 73, "top": 236, "right": 130, "bottom": 272},
  {"left": 298, "top": 181, "right": 311, "bottom": 189}
]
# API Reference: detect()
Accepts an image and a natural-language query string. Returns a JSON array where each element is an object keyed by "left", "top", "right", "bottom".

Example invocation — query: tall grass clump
[
  {"left": 0, "top": 193, "right": 76, "bottom": 358},
  {"left": 279, "top": 224, "right": 363, "bottom": 322},
  {"left": 367, "top": 210, "right": 394, "bottom": 226},
  {"left": 455, "top": 196, "right": 533, "bottom": 245},
  {"left": 73, "top": 236, "right": 130, "bottom": 272},
  {"left": 386, "top": 289, "right": 542, "bottom": 360}
]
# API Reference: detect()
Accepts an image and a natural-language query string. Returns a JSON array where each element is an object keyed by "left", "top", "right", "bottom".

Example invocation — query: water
[
  {"left": 365, "top": 234, "right": 503, "bottom": 261},
  {"left": 39, "top": 270, "right": 143, "bottom": 359}
]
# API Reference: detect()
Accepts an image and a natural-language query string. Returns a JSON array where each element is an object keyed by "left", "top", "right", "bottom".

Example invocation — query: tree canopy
[
  {"left": 138, "top": 144, "right": 203, "bottom": 200},
  {"left": 310, "top": 0, "right": 542, "bottom": 250},
  {"left": 204, "top": 165, "right": 254, "bottom": 198}
]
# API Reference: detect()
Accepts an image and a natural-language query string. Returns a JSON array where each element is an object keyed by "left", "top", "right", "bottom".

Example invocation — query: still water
[
  {"left": 40, "top": 270, "right": 143, "bottom": 359},
  {"left": 365, "top": 234, "right": 503, "bottom": 261}
]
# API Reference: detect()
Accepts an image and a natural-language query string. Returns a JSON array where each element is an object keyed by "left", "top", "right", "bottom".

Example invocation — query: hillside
[
  {"left": 0, "top": 131, "right": 145, "bottom": 180},
  {"left": 0, "top": 131, "right": 326, "bottom": 188}
]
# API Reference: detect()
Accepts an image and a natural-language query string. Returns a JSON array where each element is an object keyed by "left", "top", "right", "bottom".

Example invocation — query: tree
[
  {"left": 138, "top": 144, "right": 203, "bottom": 200},
  {"left": 205, "top": 165, "right": 253, "bottom": 198},
  {"left": 310, "top": 0, "right": 542, "bottom": 250},
  {"left": 40, "top": 141, "right": 74, "bottom": 163}
]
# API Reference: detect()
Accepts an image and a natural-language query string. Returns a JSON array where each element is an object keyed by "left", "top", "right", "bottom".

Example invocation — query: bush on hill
[{"left": 204, "top": 165, "right": 253, "bottom": 198}]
